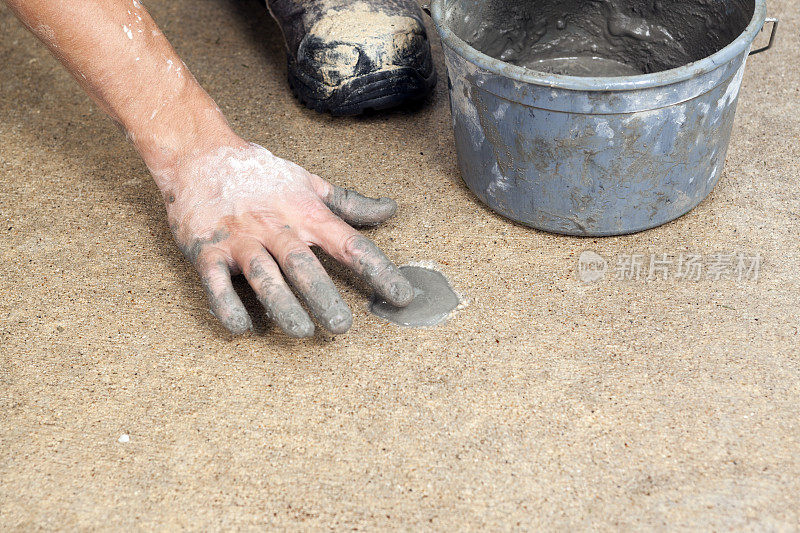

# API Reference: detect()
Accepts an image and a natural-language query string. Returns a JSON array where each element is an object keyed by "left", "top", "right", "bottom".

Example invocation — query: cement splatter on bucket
[{"left": 429, "top": 0, "right": 777, "bottom": 236}]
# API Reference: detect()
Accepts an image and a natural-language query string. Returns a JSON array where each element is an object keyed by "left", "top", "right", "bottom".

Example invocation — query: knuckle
[
  {"left": 263, "top": 282, "right": 292, "bottom": 307},
  {"left": 252, "top": 211, "right": 284, "bottom": 230},
  {"left": 302, "top": 201, "right": 336, "bottom": 226},
  {"left": 184, "top": 228, "right": 232, "bottom": 262},
  {"left": 366, "top": 258, "right": 394, "bottom": 282},
  {"left": 247, "top": 254, "right": 278, "bottom": 278},
  {"left": 341, "top": 234, "right": 395, "bottom": 280},
  {"left": 314, "top": 176, "right": 333, "bottom": 199},
  {"left": 195, "top": 253, "right": 217, "bottom": 273},
  {"left": 199, "top": 263, "right": 228, "bottom": 291},
  {"left": 194, "top": 248, "right": 234, "bottom": 275},
  {"left": 281, "top": 246, "right": 313, "bottom": 269},
  {"left": 341, "top": 233, "right": 372, "bottom": 260},
  {"left": 248, "top": 258, "right": 286, "bottom": 300}
]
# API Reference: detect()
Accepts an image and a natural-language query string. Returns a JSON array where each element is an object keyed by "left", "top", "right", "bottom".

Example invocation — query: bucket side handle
[{"left": 750, "top": 18, "right": 779, "bottom": 56}]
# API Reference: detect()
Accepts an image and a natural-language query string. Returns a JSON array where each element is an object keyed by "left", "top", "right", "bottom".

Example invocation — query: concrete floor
[{"left": 1, "top": 0, "right": 799, "bottom": 529}]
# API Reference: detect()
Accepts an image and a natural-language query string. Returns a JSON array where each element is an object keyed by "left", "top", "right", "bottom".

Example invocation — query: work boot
[{"left": 265, "top": 0, "right": 436, "bottom": 115}]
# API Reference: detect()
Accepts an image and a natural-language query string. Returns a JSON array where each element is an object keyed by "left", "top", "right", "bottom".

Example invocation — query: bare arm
[
  {"left": 4, "top": 0, "right": 234, "bottom": 174},
  {"left": 4, "top": 0, "right": 413, "bottom": 337}
]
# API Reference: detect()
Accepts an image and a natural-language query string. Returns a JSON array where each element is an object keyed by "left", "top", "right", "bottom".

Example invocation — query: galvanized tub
[{"left": 430, "top": 0, "right": 776, "bottom": 236}]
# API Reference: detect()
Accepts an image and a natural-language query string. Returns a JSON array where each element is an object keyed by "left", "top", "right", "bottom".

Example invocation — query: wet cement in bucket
[
  {"left": 445, "top": 0, "right": 754, "bottom": 76},
  {"left": 369, "top": 266, "right": 460, "bottom": 327}
]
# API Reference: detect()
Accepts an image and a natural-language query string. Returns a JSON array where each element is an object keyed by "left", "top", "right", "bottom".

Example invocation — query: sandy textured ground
[{"left": 1, "top": 0, "right": 798, "bottom": 529}]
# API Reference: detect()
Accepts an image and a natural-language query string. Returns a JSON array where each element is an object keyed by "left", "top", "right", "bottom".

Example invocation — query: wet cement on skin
[
  {"left": 369, "top": 266, "right": 460, "bottom": 327},
  {"left": 446, "top": 0, "right": 753, "bottom": 76}
]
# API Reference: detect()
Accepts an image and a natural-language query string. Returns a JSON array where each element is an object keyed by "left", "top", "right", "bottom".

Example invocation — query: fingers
[
  {"left": 317, "top": 181, "right": 398, "bottom": 228},
  {"left": 233, "top": 242, "right": 315, "bottom": 338},
  {"left": 267, "top": 230, "right": 353, "bottom": 334},
  {"left": 310, "top": 213, "right": 414, "bottom": 308},
  {"left": 196, "top": 254, "right": 252, "bottom": 335}
]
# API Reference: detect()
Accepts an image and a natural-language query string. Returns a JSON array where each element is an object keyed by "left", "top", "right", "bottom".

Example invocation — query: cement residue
[
  {"left": 446, "top": 0, "right": 753, "bottom": 77},
  {"left": 522, "top": 56, "right": 641, "bottom": 77},
  {"left": 369, "top": 264, "right": 464, "bottom": 327},
  {"left": 300, "top": 1, "right": 422, "bottom": 87}
]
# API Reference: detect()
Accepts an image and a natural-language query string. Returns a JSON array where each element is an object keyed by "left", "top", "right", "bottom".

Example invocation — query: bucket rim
[{"left": 430, "top": 0, "right": 767, "bottom": 91}]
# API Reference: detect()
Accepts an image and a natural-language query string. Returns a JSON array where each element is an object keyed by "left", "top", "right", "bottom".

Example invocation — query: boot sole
[{"left": 287, "top": 54, "right": 437, "bottom": 116}]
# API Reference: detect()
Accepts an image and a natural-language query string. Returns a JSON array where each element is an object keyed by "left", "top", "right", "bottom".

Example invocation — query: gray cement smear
[
  {"left": 525, "top": 56, "right": 641, "bottom": 76},
  {"left": 369, "top": 265, "right": 461, "bottom": 327},
  {"left": 447, "top": 0, "right": 753, "bottom": 76}
]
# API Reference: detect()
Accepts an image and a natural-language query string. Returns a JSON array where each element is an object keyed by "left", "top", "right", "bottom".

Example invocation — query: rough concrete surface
[{"left": 1, "top": 0, "right": 798, "bottom": 530}]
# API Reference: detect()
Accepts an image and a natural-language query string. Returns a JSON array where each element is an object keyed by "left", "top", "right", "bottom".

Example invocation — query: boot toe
[
  {"left": 275, "top": 0, "right": 436, "bottom": 114},
  {"left": 296, "top": 6, "right": 429, "bottom": 91}
]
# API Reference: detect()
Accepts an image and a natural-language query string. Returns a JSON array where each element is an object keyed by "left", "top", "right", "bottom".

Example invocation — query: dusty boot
[{"left": 266, "top": 0, "right": 436, "bottom": 115}]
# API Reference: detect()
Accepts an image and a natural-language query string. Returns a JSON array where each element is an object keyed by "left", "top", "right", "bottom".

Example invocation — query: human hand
[
  {"left": 6, "top": 0, "right": 414, "bottom": 337},
  {"left": 157, "top": 140, "right": 413, "bottom": 337}
]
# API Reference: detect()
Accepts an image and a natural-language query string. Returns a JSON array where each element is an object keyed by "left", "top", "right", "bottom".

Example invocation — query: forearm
[{"left": 3, "top": 0, "right": 242, "bottom": 184}]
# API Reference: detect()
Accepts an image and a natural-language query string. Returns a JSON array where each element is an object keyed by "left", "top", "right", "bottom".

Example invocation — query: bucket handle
[{"left": 750, "top": 18, "right": 779, "bottom": 56}]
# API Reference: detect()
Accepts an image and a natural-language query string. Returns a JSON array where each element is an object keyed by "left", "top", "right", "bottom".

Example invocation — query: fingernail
[
  {"left": 327, "top": 308, "right": 353, "bottom": 334},
  {"left": 286, "top": 314, "right": 315, "bottom": 338},
  {"left": 228, "top": 312, "right": 253, "bottom": 335},
  {"left": 390, "top": 280, "right": 414, "bottom": 306},
  {"left": 380, "top": 198, "right": 398, "bottom": 210}
]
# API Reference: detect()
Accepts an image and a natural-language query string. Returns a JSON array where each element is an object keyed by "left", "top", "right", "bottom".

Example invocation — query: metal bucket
[{"left": 430, "top": 0, "right": 777, "bottom": 236}]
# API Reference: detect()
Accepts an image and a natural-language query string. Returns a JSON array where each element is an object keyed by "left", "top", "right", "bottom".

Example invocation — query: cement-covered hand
[
  {"left": 158, "top": 140, "right": 414, "bottom": 337},
  {"left": 3, "top": 0, "right": 412, "bottom": 337}
]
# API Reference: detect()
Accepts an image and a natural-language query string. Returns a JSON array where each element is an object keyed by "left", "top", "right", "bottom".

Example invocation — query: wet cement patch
[{"left": 369, "top": 265, "right": 460, "bottom": 327}]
